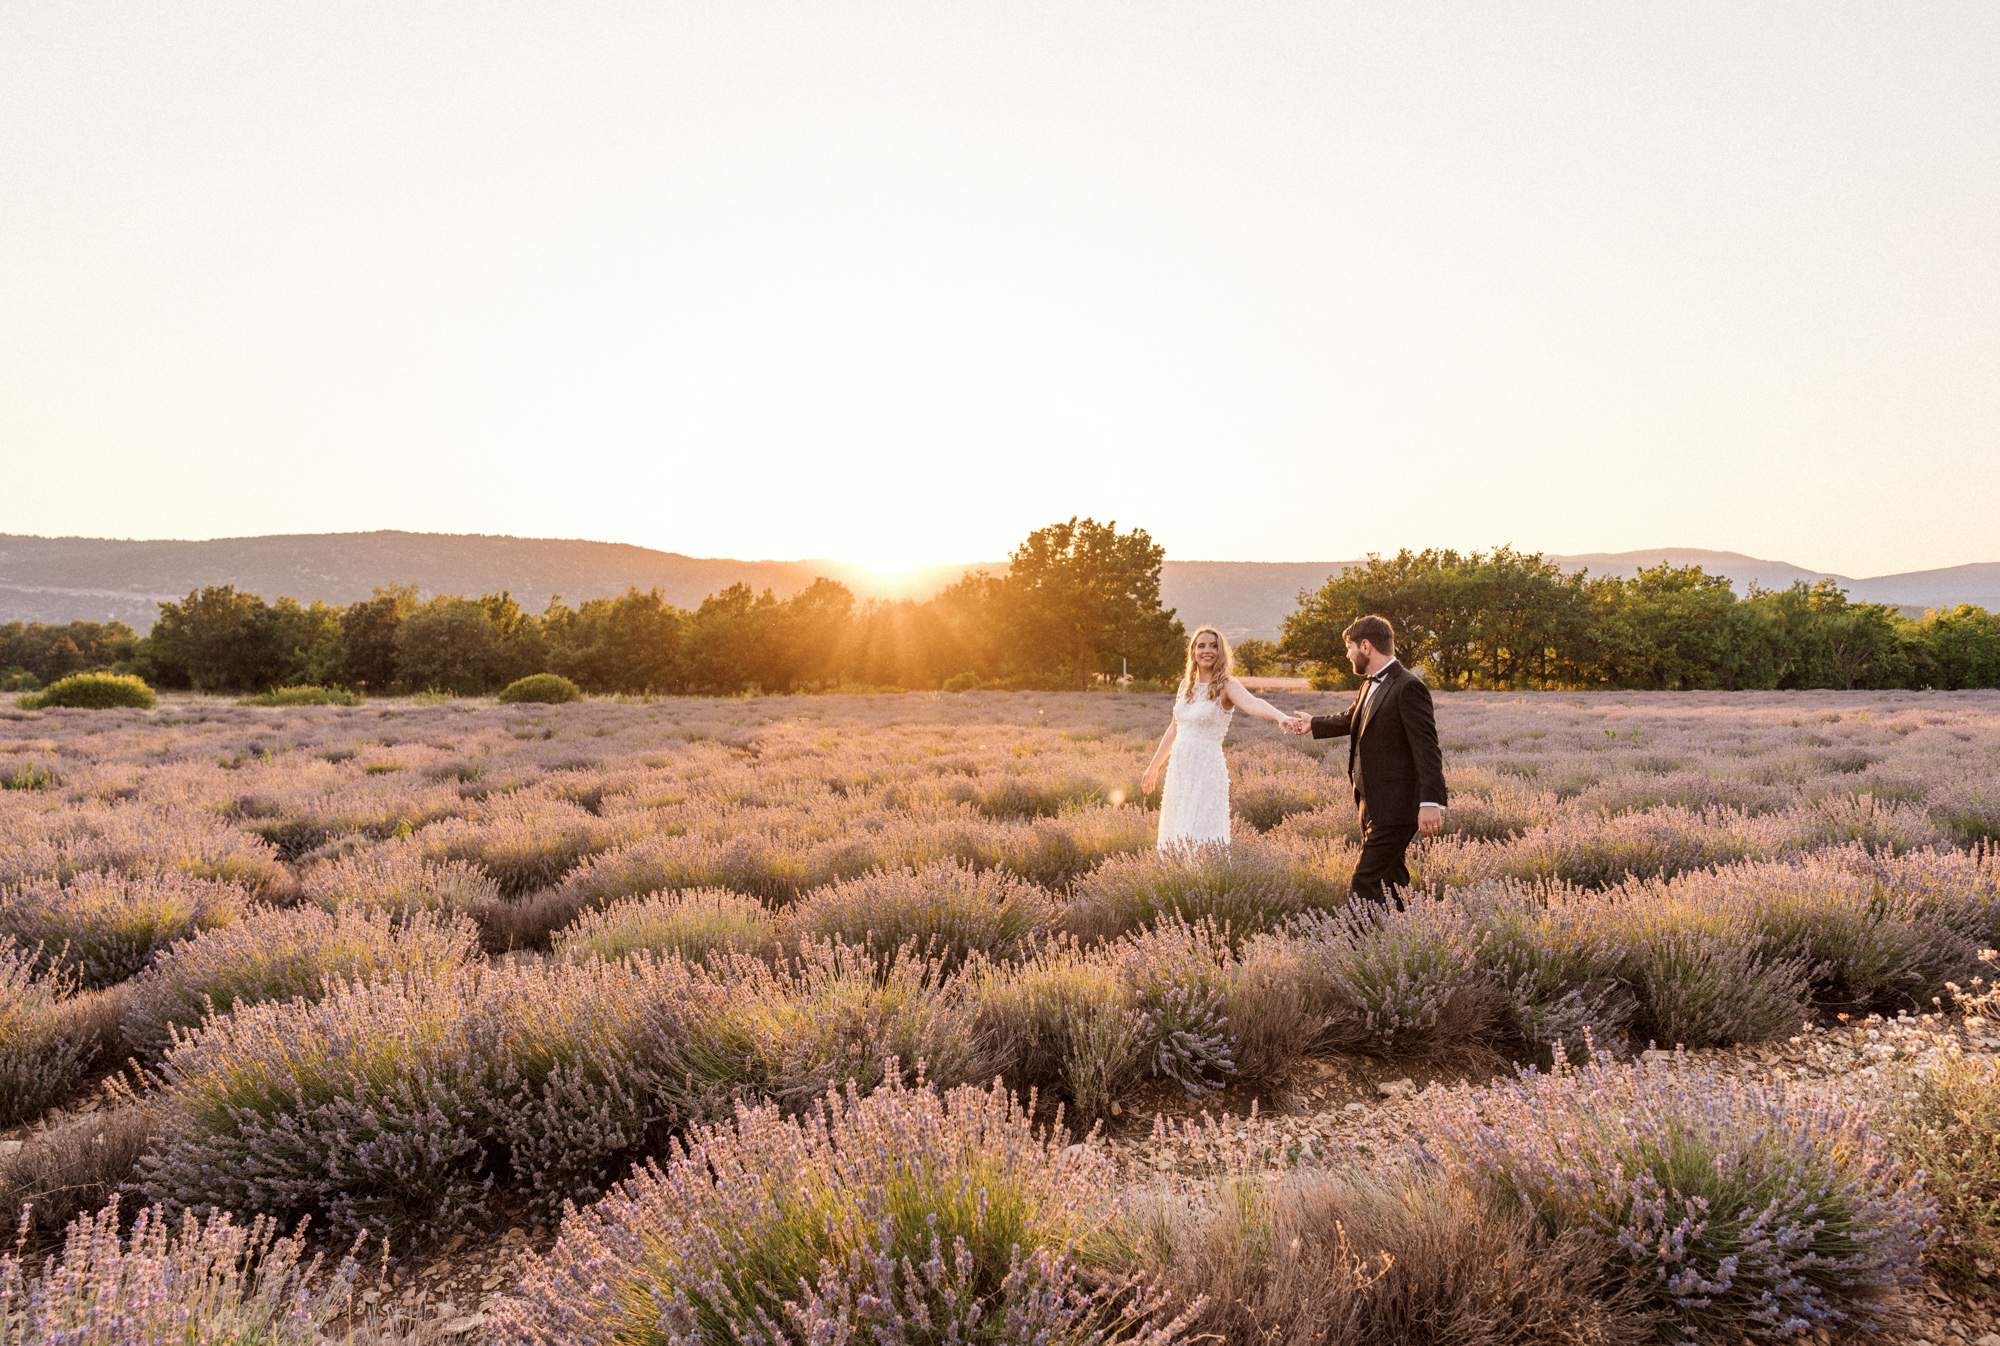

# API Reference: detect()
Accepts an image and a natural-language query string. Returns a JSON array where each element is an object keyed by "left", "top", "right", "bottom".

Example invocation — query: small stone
[
  {"left": 1971, "top": 1334, "right": 2000, "bottom": 1346},
  {"left": 481, "top": 1274, "right": 503, "bottom": 1291},
  {"left": 1344, "top": 1102, "right": 1366, "bottom": 1114},
  {"left": 1377, "top": 1078, "right": 1415, "bottom": 1098},
  {"left": 442, "top": 1315, "right": 485, "bottom": 1336},
  {"left": 0, "top": 1141, "right": 22, "bottom": 1159},
  {"left": 445, "top": 1233, "right": 469, "bottom": 1252},
  {"left": 500, "top": 1226, "right": 527, "bottom": 1246},
  {"left": 1640, "top": 1049, "right": 1669, "bottom": 1064},
  {"left": 1110, "top": 1101, "right": 1122, "bottom": 1117}
]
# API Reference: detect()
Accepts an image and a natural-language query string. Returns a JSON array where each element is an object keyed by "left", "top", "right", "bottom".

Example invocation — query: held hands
[{"left": 1280, "top": 713, "right": 1313, "bottom": 736}]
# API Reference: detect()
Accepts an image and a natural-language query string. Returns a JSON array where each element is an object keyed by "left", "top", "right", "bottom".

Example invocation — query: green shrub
[
  {"left": 19, "top": 673, "right": 157, "bottom": 710},
  {"left": 497, "top": 673, "right": 583, "bottom": 705},
  {"left": 0, "top": 670, "right": 42, "bottom": 693},
  {"left": 236, "top": 685, "right": 364, "bottom": 707}
]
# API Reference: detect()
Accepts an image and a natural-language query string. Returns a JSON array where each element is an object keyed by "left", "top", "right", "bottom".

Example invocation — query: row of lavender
[
  {"left": 2, "top": 1026, "right": 1969, "bottom": 1343},
  {"left": 2, "top": 689, "right": 1998, "bottom": 1342}
]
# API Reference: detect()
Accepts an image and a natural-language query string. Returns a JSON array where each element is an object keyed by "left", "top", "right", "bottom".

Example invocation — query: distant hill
[
  {"left": 2, "top": 533, "right": 1994, "bottom": 640},
  {"left": 0, "top": 533, "right": 996, "bottom": 630}
]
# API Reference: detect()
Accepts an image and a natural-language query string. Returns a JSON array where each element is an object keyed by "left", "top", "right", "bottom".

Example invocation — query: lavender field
[{"left": 3, "top": 687, "right": 1999, "bottom": 1343}]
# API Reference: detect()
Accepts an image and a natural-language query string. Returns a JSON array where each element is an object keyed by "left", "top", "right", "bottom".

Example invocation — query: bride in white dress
[{"left": 1141, "top": 626, "right": 1304, "bottom": 850}]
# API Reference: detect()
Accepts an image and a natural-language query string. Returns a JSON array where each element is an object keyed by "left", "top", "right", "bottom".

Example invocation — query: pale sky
[{"left": 2, "top": 3, "right": 1995, "bottom": 576}]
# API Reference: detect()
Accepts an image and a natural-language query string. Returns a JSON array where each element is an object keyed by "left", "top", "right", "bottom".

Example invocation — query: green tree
[
  {"left": 768, "top": 578, "right": 856, "bottom": 691},
  {"left": 685, "top": 583, "right": 782, "bottom": 692},
  {"left": 265, "top": 598, "right": 346, "bottom": 688},
  {"left": 1913, "top": 605, "right": 2000, "bottom": 690},
  {"left": 1461, "top": 547, "right": 1589, "bottom": 688},
  {"left": 149, "top": 587, "right": 278, "bottom": 691},
  {"left": 1280, "top": 547, "right": 1584, "bottom": 689},
  {"left": 1593, "top": 564, "right": 1737, "bottom": 690},
  {"left": 393, "top": 594, "right": 543, "bottom": 694},
  {"left": 545, "top": 588, "right": 690, "bottom": 694},
  {"left": 1229, "top": 637, "right": 1278, "bottom": 676},
  {"left": 339, "top": 587, "right": 417, "bottom": 691},
  {"left": 993, "top": 518, "right": 1183, "bottom": 689},
  {"left": 1743, "top": 581, "right": 1914, "bottom": 690},
  {"left": 0, "top": 620, "right": 139, "bottom": 684}
]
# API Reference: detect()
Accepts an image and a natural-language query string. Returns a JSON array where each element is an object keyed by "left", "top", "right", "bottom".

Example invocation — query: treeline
[
  {"left": 0, "top": 620, "right": 140, "bottom": 692},
  {"left": 9, "top": 534, "right": 1998, "bottom": 698},
  {"left": 1280, "top": 547, "right": 2000, "bottom": 691},
  {"left": 5, "top": 519, "right": 1187, "bottom": 696}
]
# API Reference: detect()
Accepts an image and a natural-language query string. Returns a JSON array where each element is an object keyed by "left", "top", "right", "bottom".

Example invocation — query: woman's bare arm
[
  {"left": 1141, "top": 719, "right": 1177, "bottom": 794},
  {"left": 1222, "top": 677, "right": 1296, "bottom": 725}
]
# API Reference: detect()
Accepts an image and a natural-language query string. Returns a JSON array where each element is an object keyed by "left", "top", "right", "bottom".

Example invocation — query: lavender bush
[
  {"left": 1068, "top": 839, "right": 1345, "bottom": 945},
  {"left": 141, "top": 972, "right": 498, "bottom": 1239},
  {"left": 0, "top": 870, "right": 246, "bottom": 988},
  {"left": 1134, "top": 1165, "right": 1657, "bottom": 1346},
  {"left": 297, "top": 842, "right": 501, "bottom": 920},
  {"left": 695, "top": 940, "right": 994, "bottom": 1114},
  {"left": 1413, "top": 1050, "right": 1933, "bottom": 1339},
  {"left": 1676, "top": 861, "right": 1983, "bottom": 1013},
  {"left": 0, "top": 1105, "right": 155, "bottom": 1245},
  {"left": 1113, "top": 918, "right": 1239, "bottom": 1095},
  {"left": 0, "top": 1195, "right": 362, "bottom": 1345},
  {"left": 0, "top": 938, "right": 98, "bottom": 1126},
  {"left": 781, "top": 861, "right": 1059, "bottom": 972},
  {"left": 0, "top": 802, "right": 285, "bottom": 897},
  {"left": 971, "top": 940, "right": 1145, "bottom": 1120},
  {"left": 120, "top": 903, "right": 479, "bottom": 1059},
  {"left": 1603, "top": 889, "right": 1818, "bottom": 1048},
  {"left": 1457, "top": 882, "right": 1638, "bottom": 1065},
  {"left": 416, "top": 794, "right": 650, "bottom": 897},
  {"left": 478, "top": 954, "right": 726, "bottom": 1214},
  {"left": 554, "top": 886, "right": 777, "bottom": 964},
  {"left": 1286, "top": 894, "right": 1509, "bottom": 1058},
  {"left": 491, "top": 1077, "right": 1194, "bottom": 1346}
]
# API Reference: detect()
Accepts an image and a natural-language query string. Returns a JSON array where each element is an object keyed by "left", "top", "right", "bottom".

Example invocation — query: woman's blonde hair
[{"left": 1181, "top": 626, "right": 1233, "bottom": 703}]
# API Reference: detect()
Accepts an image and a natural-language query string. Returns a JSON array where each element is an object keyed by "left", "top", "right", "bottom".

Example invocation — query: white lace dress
[{"left": 1157, "top": 684, "right": 1234, "bottom": 850}]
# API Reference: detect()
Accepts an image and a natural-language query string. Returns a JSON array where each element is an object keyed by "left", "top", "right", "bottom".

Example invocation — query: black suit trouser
[{"left": 1352, "top": 797, "right": 1418, "bottom": 906}]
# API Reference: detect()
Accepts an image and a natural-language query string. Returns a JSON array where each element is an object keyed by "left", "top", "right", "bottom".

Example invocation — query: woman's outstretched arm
[{"left": 1222, "top": 677, "right": 1297, "bottom": 726}]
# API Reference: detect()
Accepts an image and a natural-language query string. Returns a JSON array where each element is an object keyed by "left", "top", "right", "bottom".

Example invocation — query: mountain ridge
[{"left": 2, "top": 532, "right": 1994, "bottom": 641}]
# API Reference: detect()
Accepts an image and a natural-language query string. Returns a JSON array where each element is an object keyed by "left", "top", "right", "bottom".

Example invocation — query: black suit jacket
[{"left": 1309, "top": 661, "right": 1447, "bottom": 826}]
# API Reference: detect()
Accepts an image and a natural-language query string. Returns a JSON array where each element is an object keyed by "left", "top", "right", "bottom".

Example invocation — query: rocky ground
[{"left": 312, "top": 1008, "right": 1998, "bottom": 1345}]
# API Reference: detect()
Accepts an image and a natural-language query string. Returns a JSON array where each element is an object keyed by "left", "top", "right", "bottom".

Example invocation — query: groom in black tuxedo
[{"left": 1283, "top": 615, "right": 1446, "bottom": 905}]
